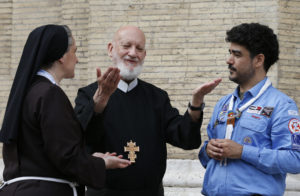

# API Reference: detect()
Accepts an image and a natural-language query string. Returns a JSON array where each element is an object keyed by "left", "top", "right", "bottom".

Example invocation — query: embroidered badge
[
  {"left": 291, "top": 133, "right": 300, "bottom": 150},
  {"left": 243, "top": 136, "right": 252, "bottom": 145},
  {"left": 261, "top": 107, "right": 274, "bottom": 118},
  {"left": 288, "top": 118, "right": 300, "bottom": 134},
  {"left": 218, "top": 111, "right": 227, "bottom": 122},
  {"left": 247, "top": 105, "right": 263, "bottom": 115},
  {"left": 222, "top": 104, "right": 228, "bottom": 112},
  {"left": 288, "top": 110, "right": 299, "bottom": 116}
]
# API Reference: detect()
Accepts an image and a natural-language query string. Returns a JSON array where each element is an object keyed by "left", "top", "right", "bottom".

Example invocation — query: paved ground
[
  {"left": 163, "top": 159, "right": 300, "bottom": 196},
  {"left": 1, "top": 158, "right": 300, "bottom": 195}
]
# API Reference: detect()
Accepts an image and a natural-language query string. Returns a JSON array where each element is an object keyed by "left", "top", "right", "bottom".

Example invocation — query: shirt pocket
[{"left": 239, "top": 115, "right": 268, "bottom": 133}]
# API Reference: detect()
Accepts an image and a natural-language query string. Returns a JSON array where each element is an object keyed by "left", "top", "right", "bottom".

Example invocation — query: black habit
[
  {"left": 74, "top": 79, "right": 202, "bottom": 196},
  {"left": 1, "top": 77, "right": 106, "bottom": 196},
  {"left": 0, "top": 25, "right": 106, "bottom": 196}
]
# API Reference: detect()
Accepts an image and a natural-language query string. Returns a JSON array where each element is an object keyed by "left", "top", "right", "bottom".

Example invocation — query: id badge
[{"left": 292, "top": 133, "right": 300, "bottom": 150}]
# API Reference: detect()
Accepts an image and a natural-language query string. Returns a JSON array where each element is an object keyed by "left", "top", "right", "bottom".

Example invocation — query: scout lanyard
[{"left": 221, "top": 78, "right": 271, "bottom": 166}]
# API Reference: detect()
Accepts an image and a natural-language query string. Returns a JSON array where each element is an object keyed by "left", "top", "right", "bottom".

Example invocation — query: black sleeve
[
  {"left": 74, "top": 84, "right": 104, "bottom": 153},
  {"left": 162, "top": 92, "right": 202, "bottom": 150},
  {"left": 40, "top": 86, "right": 106, "bottom": 189},
  {"left": 74, "top": 85, "right": 97, "bottom": 130}
]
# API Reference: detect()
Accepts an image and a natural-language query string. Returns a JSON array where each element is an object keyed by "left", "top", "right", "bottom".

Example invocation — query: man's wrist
[
  {"left": 93, "top": 98, "right": 108, "bottom": 113},
  {"left": 188, "top": 102, "right": 205, "bottom": 111}
]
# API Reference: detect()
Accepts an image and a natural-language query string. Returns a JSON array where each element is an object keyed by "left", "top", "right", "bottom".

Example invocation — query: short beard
[
  {"left": 112, "top": 52, "right": 144, "bottom": 81},
  {"left": 228, "top": 64, "right": 255, "bottom": 85},
  {"left": 118, "top": 62, "right": 143, "bottom": 81}
]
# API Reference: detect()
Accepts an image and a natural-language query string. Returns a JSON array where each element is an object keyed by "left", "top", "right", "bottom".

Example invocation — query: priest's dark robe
[
  {"left": 0, "top": 76, "right": 106, "bottom": 196},
  {"left": 74, "top": 79, "right": 202, "bottom": 195}
]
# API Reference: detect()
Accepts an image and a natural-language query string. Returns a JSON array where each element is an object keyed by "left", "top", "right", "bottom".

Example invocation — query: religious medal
[{"left": 124, "top": 140, "right": 140, "bottom": 163}]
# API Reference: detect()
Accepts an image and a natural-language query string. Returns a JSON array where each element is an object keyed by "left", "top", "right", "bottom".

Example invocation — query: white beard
[
  {"left": 112, "top": 52, "right": 144, "bottom": 81},
  {"left": 118, "top": 62, "right": 143, "bottom": 81}
]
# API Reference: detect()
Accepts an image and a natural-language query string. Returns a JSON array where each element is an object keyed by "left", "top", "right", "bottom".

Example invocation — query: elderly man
[
  {"left": 75, "top": 25, "right": 221, "bottom": 196},
  {"left": 199, "top": 23, "right": 300, "bottom": 195}
]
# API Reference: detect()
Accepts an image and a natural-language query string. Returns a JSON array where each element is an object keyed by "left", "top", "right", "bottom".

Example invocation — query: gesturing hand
[
  {"left": 93, "top": 152, "right": 131, "bottom": 169},
  {"left": 191, "top": 78, "right": 222, "bottom": 106},
  {"left": 189, "top": 78, "right": 222, "bottom": 121},
  {"left": 93, "top": 67, "right": 121, "bottom": 113}
]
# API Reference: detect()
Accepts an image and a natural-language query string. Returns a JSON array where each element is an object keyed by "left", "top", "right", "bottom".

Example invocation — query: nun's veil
[{"left": 0, "top": 24, "right": 69, "bottom": 144}]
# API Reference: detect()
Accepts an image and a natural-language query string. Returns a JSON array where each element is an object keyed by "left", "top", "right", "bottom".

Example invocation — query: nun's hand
[{"left": 93, "top": 152, "right": 131, "bottom": 169}]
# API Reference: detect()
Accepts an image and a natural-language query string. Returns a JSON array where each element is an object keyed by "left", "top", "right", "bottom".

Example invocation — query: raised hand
[
  {"left": 189, "top": 78, "right": 222, "bottom": 121},
  {"left": 93, "top": 67, "right": 121, "bottom": 113},
  {"left": 191, "top": 78, "right": 222, "bottom": 106}
]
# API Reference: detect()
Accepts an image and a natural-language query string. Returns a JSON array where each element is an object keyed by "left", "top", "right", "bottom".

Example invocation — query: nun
[{"left": 0, "top": 24, "right": 130, "bottom": 196}]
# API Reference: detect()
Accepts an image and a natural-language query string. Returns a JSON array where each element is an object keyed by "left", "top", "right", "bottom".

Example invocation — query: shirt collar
[
  {"left": 117, "top": 78, "right": 138, "bottom": 93},
  {"left": 37, "top": 69, "right": 56, "bottom": 85},
  {"left": 233, "top": 77, "right": 269, "bottom": 99}
]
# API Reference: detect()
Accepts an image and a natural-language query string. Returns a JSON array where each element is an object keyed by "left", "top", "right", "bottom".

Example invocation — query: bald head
[
  {"left": 108, "top": 25, "right": 146, "bottom": 82},
  {"left": 113, "top": 25, "right": 146, "bottom": 47}
]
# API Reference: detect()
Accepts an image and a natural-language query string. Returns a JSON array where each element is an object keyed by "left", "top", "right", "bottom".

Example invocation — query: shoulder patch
[
  {"left": 288, "top": 118, "right": 300, "bottom": 134},
  {"left": 292, "top": 134, "right": 300, "bottom": 150},
  {"left": 288, "top": 110, "right": 299, "bottom": 116}
]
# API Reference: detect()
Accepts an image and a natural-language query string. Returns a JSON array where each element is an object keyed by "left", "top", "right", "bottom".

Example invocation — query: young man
[
  {"left": 199, "top": 23, "right": 300, "bottom": 195},
  {"left": 74, "top": 25, "right": 221, "bottom": 196}
]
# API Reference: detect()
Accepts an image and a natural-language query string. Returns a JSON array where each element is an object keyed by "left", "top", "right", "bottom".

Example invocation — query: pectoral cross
[{"left": 124, "top": 140, "right": 140, "bottom": 163}]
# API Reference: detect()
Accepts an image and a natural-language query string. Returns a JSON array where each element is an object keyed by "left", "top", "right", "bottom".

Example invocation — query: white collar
[
  {"left": 37, "top": 70, "right": 56, "bottom": 85},
  {"left": 117, "top": 78, "right": 138, "bottom": 93}
]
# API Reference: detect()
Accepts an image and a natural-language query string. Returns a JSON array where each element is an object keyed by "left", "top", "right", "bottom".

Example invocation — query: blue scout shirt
[{"left": 199, "top": 77, "right": 300, "bottom": 196}]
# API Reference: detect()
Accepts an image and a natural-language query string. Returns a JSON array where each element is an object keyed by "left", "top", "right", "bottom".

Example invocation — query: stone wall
[
  {"left": 278, "top": 0, "right": 300, "bottom": 104},
  {"left": 0, "top": 0, "right": 299, "bottom": 159},
  {"left": 0, "top": 0, "right": 12, "bottom": 131}
]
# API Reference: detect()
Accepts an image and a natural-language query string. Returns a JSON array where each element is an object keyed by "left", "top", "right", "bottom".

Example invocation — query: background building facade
[{"left": 0, "top": 0, "right": 300, "bottom": 159}]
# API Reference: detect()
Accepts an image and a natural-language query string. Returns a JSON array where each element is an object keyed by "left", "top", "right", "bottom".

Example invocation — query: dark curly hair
[{"left": 226, "top": 23, "right": 279, "bottom": 72}]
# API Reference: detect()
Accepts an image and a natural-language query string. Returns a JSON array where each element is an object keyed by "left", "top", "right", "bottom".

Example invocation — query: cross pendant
[{"left": 124, "top": 140, "right": 140, "bottom": 163}]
